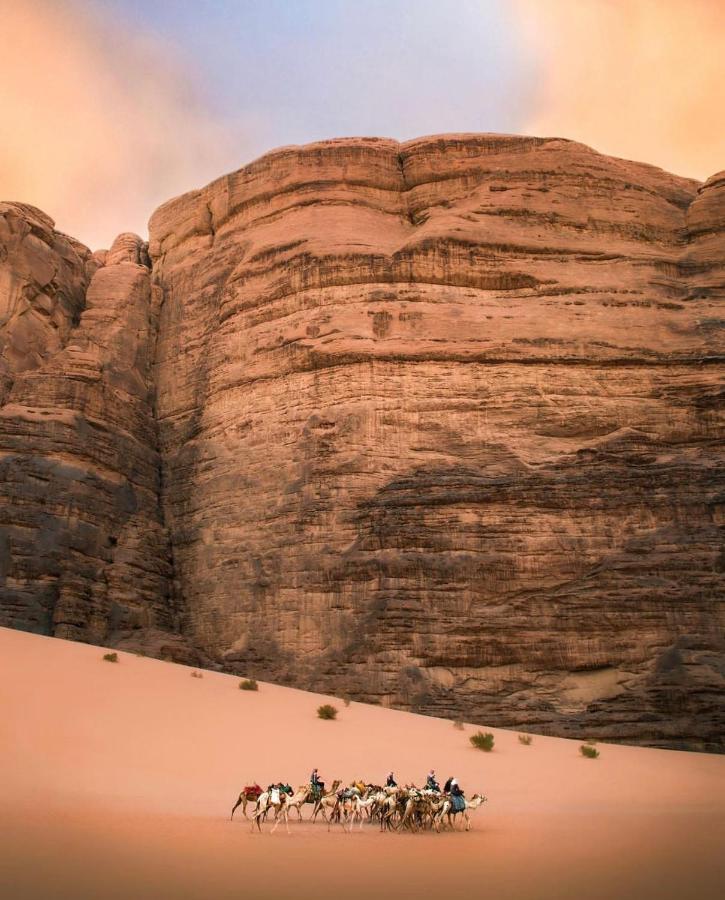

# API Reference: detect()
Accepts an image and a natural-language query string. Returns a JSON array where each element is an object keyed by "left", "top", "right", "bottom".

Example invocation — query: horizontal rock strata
[
  {"left": 0, "top": 216, "right": 186, "bottom": 654},
  {"left": 2, "top": 135, "right": 723, "bottom": 747}
]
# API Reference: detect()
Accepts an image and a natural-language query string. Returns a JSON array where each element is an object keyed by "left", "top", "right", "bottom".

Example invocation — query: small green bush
[
  {"left": 102, "top": 652, "right": 118, "bottom": 663},
  {"left": 518, "top": 733, "right": 533, "bottom": 746},
  {"left": 317, "top": 704, "right": 338, "bottom": 720},
  {"left": 470, "top": 731, "right": 495, "bottom": 752},
  {"left": 580, "top": 744, "right": 600, "bottom": 759},
  {"left": 239, "top": 678, "right": 258, "bottom": 691},
  {"left": 453, "top": 720, "right": 465, "bottom": 731}
]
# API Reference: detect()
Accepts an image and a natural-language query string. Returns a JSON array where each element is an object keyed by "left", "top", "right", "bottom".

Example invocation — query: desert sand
[{"left": 1, "top": 625, "right": 723, "bottom": 900}]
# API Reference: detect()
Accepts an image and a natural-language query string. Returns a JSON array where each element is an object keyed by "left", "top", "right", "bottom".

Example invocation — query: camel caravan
[{"left": 231, "top": 769, "right": 486, "bottom": 834}]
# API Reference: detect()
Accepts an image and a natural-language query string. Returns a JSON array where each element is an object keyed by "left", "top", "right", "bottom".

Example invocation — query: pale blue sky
[
  {"left": 106, "top": 0, "right": 534, "bottom": 152},
  {"left": 5, "top": 1, "right": 722, "bottom": 247}
]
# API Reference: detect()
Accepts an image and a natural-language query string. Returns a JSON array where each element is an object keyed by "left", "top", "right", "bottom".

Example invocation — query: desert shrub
[
  {"left": 317, "top": 704, "right": 338, "bottom": 720},
  {"left": 102, "top": 652, "right": 118, "bottom": 663},
  {"left": 239, "top": 678, "right": 258, "bottom": 691},
  {"left": 470, "top": 731, "right": 495, "bottom": 751},
  {"left": 580, "top": 744, "right": 600, "bottom": 759},
  {"left": 518, "top": 733, "right": 533, "bottom": 746},
  {"left": 453, "top": 720, "right": 465, "bottom": 731},
  {"left": 190, "top": 671, "right": 203, "bottom": 679}
]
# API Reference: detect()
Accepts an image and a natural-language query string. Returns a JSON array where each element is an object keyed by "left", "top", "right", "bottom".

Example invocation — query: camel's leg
[
  {"left": 270, "top": 807, "right": 279, "bottom": 834},
  {"left": 231, "top": 794, "right": 243, "bottom": 820}
]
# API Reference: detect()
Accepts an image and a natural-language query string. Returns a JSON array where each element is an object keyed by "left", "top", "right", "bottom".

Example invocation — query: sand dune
[{"left": 1, "top": 626, "right": 723, "bottom": 899}]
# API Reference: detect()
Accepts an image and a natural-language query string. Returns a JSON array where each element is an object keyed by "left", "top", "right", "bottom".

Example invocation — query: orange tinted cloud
[
  {"left": 514, "top": 0, "right": 725, "bottom": 180},
  {"left": 0, "top": 1, "right": 241, "bottom": 248}
]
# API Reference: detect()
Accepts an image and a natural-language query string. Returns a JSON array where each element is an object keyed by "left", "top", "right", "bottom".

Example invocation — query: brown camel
[
  {"left": 230, "top": 784, "right": 263, "bottom": 820},
  {"left": 311, "top": 780, "right": 342, "bottom": 826}
]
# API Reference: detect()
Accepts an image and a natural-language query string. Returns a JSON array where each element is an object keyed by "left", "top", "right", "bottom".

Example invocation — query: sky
[{"left": 1, "top": 0, "right": 723, "bottom": 248}]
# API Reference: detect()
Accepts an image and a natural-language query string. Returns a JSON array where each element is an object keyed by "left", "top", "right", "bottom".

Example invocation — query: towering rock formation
[
  {"left": 1, "top": 136, "right": 723, "bottom": 747},
  {"left": 0, "top": 207, "right": 189, "bottom": 657}
]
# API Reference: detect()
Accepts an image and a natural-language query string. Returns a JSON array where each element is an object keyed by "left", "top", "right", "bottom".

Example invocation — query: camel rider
[
  {"left": 450, "top": 777, "right": 465, "bottom": 812},
  {"left": 386, "top": 771, "right": 397, "bottom": 788},
  {"left": 310, "top": 768, "right": 325, "bottom": 794},
  {"left": 426, "top": 770, "right": 440, "bottom": 791},
  {"left": 443, "top": 776, "right": 454, "bottom": 793}
]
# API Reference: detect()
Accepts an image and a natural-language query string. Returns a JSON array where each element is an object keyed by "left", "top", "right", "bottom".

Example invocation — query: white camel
[
  {"left": 250, "top": 786, "right": 291, "bottom": 834},
  {"left": 434, "top": 793, "right": 487, "bottom": 832}
]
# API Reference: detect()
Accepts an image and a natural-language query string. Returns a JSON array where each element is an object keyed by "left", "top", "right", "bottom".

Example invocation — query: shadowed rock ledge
[{"left": 1, "top": 135, "right": 723, "bottom": 747}]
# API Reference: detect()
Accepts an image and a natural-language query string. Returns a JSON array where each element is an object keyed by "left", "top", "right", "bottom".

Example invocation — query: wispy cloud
[
  {"left": 0, "top": 1, "right": 531, "bottom": 246},
  {"left": 0, "top": 1, "right": 244, "bottom": 248},
  {"left": 3, "top": 0, "right": 720, "bottom": 249},
  {"left": 514, "top": 0, "right": 725, "bottom": 180}
]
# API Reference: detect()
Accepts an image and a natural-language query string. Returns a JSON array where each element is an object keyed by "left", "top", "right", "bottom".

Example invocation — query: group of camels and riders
[{"left": 231, "top": 769, "right": 486, "bottom": 834}]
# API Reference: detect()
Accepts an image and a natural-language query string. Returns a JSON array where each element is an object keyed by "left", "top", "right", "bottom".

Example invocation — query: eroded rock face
[
  {"left": 148, "top": 135, "right": 724, "bottom": 750},
  {"left": 0, "top": 220, "right": 181, "bottom": 649},
  {"left": 1, "top": 135, "right": 723, "bottom": 747}
]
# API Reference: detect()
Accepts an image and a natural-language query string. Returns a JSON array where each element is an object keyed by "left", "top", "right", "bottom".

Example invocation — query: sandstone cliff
[
  {"left": 1, "top": 136, "right": 723, "bottom": 748},
  {"left": 0, "top": 210, "right": 192, "bottom": 659}
]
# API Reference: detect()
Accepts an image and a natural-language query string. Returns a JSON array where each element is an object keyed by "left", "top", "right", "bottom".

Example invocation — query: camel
[
  {"left": 250, "top": 786, "right": 293, "bottom": 835},
  {"left": 331, "top": 785, "right": 372, "bottom": 832},
  {"left": 311, "top": 780, "right": 343, "bottom": 826},
  {"left": 230, "top": 784, "right": 263, "bottom": 820},
  {"left": 434, "top": 793, "right": 487, "bottom": 832},
  {"left": 398, "top": 789, "right": 432, "bottom": 832},
  {"left": 349, "top": 794, "right": 378, "bottom": 831},
  {"left": 378, "top": 788, "right": 402, "bottom": 832},
  {"left": 282, "top": 784, "right": 316, "bottom": 819}
]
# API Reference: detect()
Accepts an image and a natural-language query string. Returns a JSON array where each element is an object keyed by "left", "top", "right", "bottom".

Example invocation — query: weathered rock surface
[
  {"left": 1, "top": 135, "right": 723, "bottom": 748},
  {"left": 0, "top": 218, "right": 183, "bottom": 649}
]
